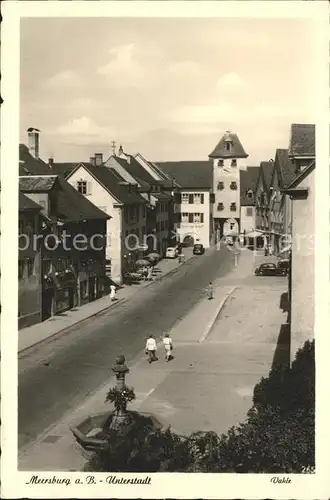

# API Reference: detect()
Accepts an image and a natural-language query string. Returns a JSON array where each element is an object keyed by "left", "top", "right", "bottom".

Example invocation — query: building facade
[
  {"left": 209, "top": 131, "right": 248, "bottom": 238},
  {"left": 18, "top": 193, "right": 43, "bottom": 328},
  {"left": 19, "top": 172, "right": 109, "bottom": 321},
  {"left": 239, "top": 166, "right": 261, "bottom": 246},
  {"left": 66, "top": 162, "right": 147, "bottom": 283},
  {"left": 283, "top": 163, "right": 315, "bottom": 362}
]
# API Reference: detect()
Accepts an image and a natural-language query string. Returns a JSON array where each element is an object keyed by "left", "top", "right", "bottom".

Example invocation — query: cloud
[
  {"left": 217, "top": 72, "right": 244, "bottom": 89},
  {"left": 46, "top": 70, "right": 80, "bottom": 88},
  {"left": 96, "top": 43, "right": 147, "bottom": 88},
  {"left": 56, "top": 116, "right": 115, "bottom": 144}
]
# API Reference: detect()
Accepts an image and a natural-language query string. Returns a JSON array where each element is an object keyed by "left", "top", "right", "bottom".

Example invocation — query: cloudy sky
[{"left": 20, "top": 17, "right": 318, "bottom": 164}]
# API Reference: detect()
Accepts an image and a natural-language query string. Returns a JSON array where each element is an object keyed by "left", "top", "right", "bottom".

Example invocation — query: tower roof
[{"left": 209, "top": 131, "right": 248, "bottom": 159}]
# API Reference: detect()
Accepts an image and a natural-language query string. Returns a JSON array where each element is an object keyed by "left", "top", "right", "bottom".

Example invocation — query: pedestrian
[
  {"left": 147, "top": 266, "right": 153, "bottom": 281},
  {"left": 145, "top": 334, "right": 158, "bottom": 363},
  {"left": 206, "top": 282, "right": 213, "bottom": 300},
  {"left": 163, "top": 332, "right": 173, "bottom": 362},
  {"left": 110, "top": 284, "right": 116, "bottom": 302}
]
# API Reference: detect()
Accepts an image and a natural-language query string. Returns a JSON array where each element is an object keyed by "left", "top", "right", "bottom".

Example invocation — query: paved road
[{"left": 18, "top": 245, "right": 235, "bottom": 449}]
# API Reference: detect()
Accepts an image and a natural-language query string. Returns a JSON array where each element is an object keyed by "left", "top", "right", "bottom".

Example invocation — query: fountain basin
[{"left": 70, "top": 410, "right": 163, "bottom": 456}]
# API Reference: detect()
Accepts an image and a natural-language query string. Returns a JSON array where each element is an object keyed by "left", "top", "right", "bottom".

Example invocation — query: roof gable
[
  {"left": 288, "top": 124, "right": 315, "bottom": 158},
  {"left": 19, "top": 192, "right": 42, "bottom": 212},
  {"left": 69, "top": 162, "right": 147, "bottom": 205},
  {"left": 240, "top": 166, "right": 259, "bottom": 206},
  {"left": 209, "top": 131, "right": 248, "bottom": 159}
]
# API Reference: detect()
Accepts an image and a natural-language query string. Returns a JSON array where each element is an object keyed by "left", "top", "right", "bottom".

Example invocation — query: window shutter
[
  {"left": 87, "top": 182, "right": 92, "bottom": 195},
  {"left": 210, "top": 193, "right": 215, "bottom": 203},
  {"left": 201, "top": 213, "right": 204, "bottom": 223},
  {"left": 188, "top": 213, "right": 193, "bottom": 223},
  {"left": 200, "top": 194, "right": 204, "bottom": 204},
  {"left": 189, "top": 194, "right": 194, "bottom": 204},
  {"left": 174, "top": 193, "right": 181, "bottom": 203}
]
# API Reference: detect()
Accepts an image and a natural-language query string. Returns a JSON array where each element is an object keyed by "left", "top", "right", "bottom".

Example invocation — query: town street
[
  {"left": 18, "top": 244, "right": 235, "bottom": 450},
  {"left": 18, "top": 248, "right": 288, "bottom": 471}
]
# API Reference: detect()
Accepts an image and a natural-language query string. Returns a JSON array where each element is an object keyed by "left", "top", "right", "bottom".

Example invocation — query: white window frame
[
  {"left": 181, "top": 212, "right": 189, "bottom": 223},
  {"left": 193, "top": 213, "right": 201, "bottom": 223},
  {"left": 181, "top": 193, "right": 189, "bottom": 204},
  {"left": 77, "top": 180, "right": 87, "bottom": 195}
]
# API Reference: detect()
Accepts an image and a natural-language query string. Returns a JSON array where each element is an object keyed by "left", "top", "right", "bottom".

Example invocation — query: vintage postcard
[{"left": 1, "top": 0, "right": 329, "bottom": 498}]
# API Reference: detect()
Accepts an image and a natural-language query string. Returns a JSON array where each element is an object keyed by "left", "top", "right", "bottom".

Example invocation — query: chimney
[
  {"left": 27, "top": 128, "right": 40, "bottom": 159},
  {"left": 90, "top": 156, "right": 96, "bottom": 166},
  {"left": 48, "top": 157, "right": 54, "bottom": 167},
  {"left": 95, "top": 153, "right": 103, "bottom": 166}
]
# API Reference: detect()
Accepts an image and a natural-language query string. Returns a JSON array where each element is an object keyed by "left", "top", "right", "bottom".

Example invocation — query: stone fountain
[{"left": 70, "top": 355, "right": 162, "bottom": 457}]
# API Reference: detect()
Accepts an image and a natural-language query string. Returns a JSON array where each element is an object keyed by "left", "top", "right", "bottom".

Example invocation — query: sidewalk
[
  {"left": 18, "top": 251, "right": 287, "bottom": 471},
  {"left": 18, "top": 247, "right": 194, "bottom": 354}
]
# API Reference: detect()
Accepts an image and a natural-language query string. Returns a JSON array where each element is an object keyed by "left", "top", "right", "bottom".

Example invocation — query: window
[
  {"left": 247, "top": 190, "right": 253, "bottom": 199},
  {"left": 18, "top": 260, "right": 25, "bottom": 279},
  {"left": 80, "top": 280, "right": 88, "bottom": 299},
  {"left": 226, "top": 141, "right": 231, "bottom": 152},
  {"left": 217, "top": 202, "right": 224, "bottom": 211},
  {"left": 218, "top": 160, "right": 224, "bottom": 167},
  {"left": 193, "top": 193, "right": 204, "bottom": 204},
  {"left": 217, "top": 182, "right": 224, "bottom": 191},
  {"left": 230, "top": 203, "right": 237, "bottom": 211},
  {"left": 231, "top": 159, "right": 237, "bottom": 167},
  {"left": 181, "top": 212, "right": 189, "bottom": 223},
  {"left": 27, "top": 257, "right": 34, "bottom": 276},
  {"left": 42, "top": 259, "right": 51, "bottom": 276},
  {"left": 39, "top": 200, "right": 46, "bottom": 210},
  {"left": 230, "top": 223, "right": 235, "bottom": 230},
  {"left": 193, "top": 213, "right": 204, "bottom": 223},
  {"left": 77, "top": 180, "right": 87, "bottom": 195},
  {"left": 230, "top": 182, "right": 237, "bottom": 190},
  {"left": 246, "top": 207, "right": 253, "bottom": 216},
  {"left": 182, "top": 193, "right": 189, "bottom": 204}
]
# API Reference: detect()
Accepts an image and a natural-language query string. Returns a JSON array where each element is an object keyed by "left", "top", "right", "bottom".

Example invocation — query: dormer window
[
  {"left": 230, "top": 181, "right": 237, "bottom": 190},
  {"left": 226, "top": 141, "right": 231, "bottom": 152},
  {"left": 217, "top": 202, "right": 224, "bottom": 211},
  {"left": 218, "top": 159, "right": 224, "bottom": 167},
  {"left": 217, "top": 181, "right": 224, "bottom": 190},
  {"left": 247, "top": 189, "right": 253, "bottom": 199},
  {"left": 231, "top": 159, "right": 237, "bottom": 167}
]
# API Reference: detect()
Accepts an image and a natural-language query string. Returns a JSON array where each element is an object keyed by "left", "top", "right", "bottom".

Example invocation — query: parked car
[
  {"left": 277, "top": 259, "right": 290, "bottom": 275},
  {"left": 165, "top": 247, "right": 178, "bottom": 259},
  {"left": 193, "top": 243, "right": 205, "bottom": 255},
  {"left": 255, "top": 263, "right": 287, "bottom": 276}
]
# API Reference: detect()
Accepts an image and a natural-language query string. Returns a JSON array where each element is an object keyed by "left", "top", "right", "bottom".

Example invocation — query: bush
[{"left": 87, "top": 340, "right": 315, "bottom": 473}]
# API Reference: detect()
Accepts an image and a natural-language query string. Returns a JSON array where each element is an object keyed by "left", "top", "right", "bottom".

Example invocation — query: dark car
[
  {"left": 277, "top": 259, "right": 290, "bottom": 275},
  {"left": 255, "top": 263, "right": 287, "bottom": 276},
  {"left": 193, "top": 243, "right": 205, "bottom": 255}
]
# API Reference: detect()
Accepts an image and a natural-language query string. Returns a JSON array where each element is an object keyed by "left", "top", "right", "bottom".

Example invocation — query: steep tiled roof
[
  {"left": 240, "top": 167, "right": 259, "bottom": 206},
  {"left": 56, "top": 176, "right": 109, "bottom": 222},
  {"left": 156, "top": 161, "right": 213, "bottom": 189},
  {"left": 19, "top": 174, "right": 108, "bottom": 222},
  {"left": 19, "top": 144, "right": 53, "bottom": 176},
  {"left": 19, "top": 175, "right": 58, "bottom": 192},
  {"left": 209, "top": 131, "right": 248, "bottom": 159},
  {"left": 75, "top": 163, "right": 147, "bottom": 205},
  {"left": 51, "top": 162, "right": 79, "bottom": 178},
  {"left": 260, "top": 161, "right": 274, "bottom": 192},
  {"left": 274, "top": 149, "right": 297, "bottom": 188},
  {"left": 288, "top": 124, "right": 315, "bottom": 157},
  {"left": 19, "top": 192, "right": 42, "bottom": 212}
]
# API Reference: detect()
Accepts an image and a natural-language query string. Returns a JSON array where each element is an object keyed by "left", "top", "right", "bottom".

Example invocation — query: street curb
[
  {"left": 18, "top": 253, "right": 196, "bottom": 356},
  {"left": 18, "top": 297, "right": 126, "bottom": 357},
  {"left": 199, "top": 286, "right": 237, "bottom": 342}
]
